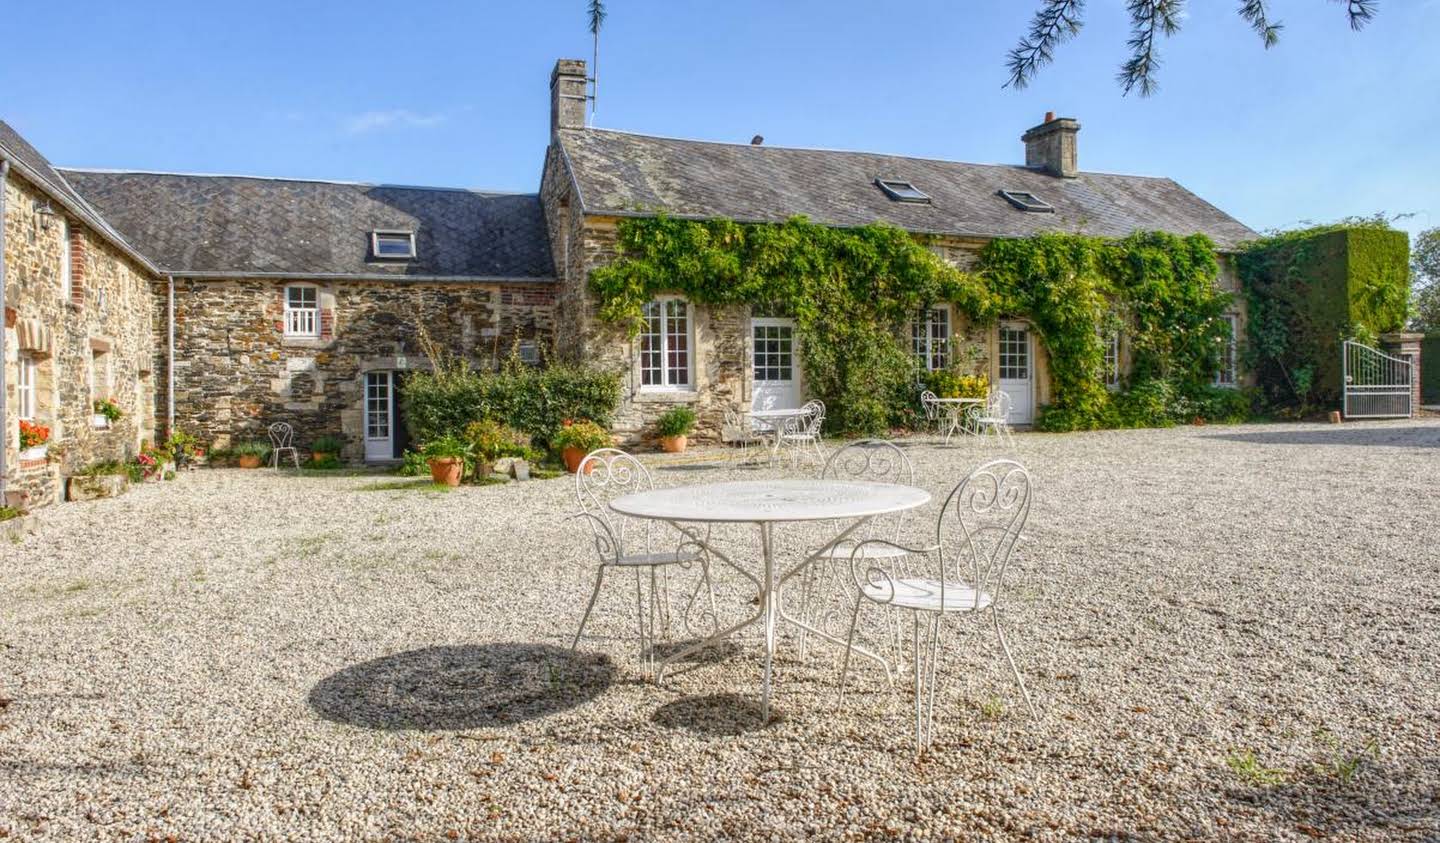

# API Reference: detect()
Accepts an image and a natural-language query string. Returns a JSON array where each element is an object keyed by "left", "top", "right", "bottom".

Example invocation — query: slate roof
[
  {"left": 0, "top": 121, "right": 160, "bottom": 272},
  {"left": 58, "top": 170, "right": 555, "bottom": 280},
  {"left": 558, "top": 129, "right": 1257, "bottom": 250}
]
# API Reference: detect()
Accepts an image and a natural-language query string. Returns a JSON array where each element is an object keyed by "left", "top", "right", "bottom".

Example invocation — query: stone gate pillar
[{"left": 1379, "top": 332, "right": 1424, "bottom": 417}]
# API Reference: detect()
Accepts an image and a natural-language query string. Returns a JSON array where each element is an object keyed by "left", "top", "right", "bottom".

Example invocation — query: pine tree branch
[
  {"left": 587, "top": 0, "right": 606, "bottom": 35},
  {"left": 1004, "top": 0, "right": 1086, "bottom": 90},
  {"left": 1238, "top": 0, "right": 1282, "bottom": 48},
  {"left": 1337, "top": 0, "right": 1377, "bottom": 31},
  {"left": 1118, "top": 0, "right": 1185, "bottom": 97}
]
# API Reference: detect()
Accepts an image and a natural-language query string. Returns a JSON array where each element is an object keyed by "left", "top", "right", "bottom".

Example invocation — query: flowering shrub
[
  {"left": 93, "top": 398, "right": 123, "bottom": 422},
  {"left": 18, "top": 420, "right": 50, "bottom": 450}
]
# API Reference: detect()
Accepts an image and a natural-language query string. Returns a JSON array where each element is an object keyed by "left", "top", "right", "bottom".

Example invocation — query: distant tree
[
  {"left": 1411, "top": 227, "right": 1440, "bottom": 331},
  {"left": 1007, "top": 0, "right": 1379, "bottom": 97}
]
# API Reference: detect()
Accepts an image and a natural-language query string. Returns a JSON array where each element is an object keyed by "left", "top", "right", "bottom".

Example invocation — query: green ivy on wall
[
  {"left": 590, "top": 215, "right": 1243, "bottom": 434},
  {"left": 1235, "top": 221, "right": 1410, "bottom": 410}
]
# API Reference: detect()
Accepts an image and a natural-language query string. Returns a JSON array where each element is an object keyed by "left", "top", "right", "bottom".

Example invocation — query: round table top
[
  {"left": 609, "top": 479, "right": 931, "bottom": 523},
  {"left": 932, "top": 396, "right": 984, "bottom": 403},
  {"left": 749, "top": 407, "right": 812, "bottom": 418}
]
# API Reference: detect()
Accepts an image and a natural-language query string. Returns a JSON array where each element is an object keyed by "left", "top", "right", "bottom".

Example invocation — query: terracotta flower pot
[
  {"left": 428, "top": 457, "right": 464, "bottom": 487},
  {"left": 562, "top": 446, "right": 593, "bottom": 474},
  {"left": 238, "top": 454, "right": 262, "bottom": 469},
  {"left": 312, "top": 451, "right": 335, "bottom": 463},
  {"left": 660, "top": 434, "right": 688, "bottom": 453}
]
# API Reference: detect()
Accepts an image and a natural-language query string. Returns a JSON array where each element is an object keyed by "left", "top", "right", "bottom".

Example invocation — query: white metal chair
[
  {"left": 970, "top": 390, "right": 1014, "bottom": 448},
  {"left": 569, "top": 448, "right": 718, "bottom": 677},
  {"left": 919, "top": 390, "right": 942, "bottom": 436},
  {"left": 838, "top": 458, "right": 1037, "bottom": 754},
  {"left": 794, "top": 439, "right": 916, "bottom": 659},
  {"left": 722, "top": 405, "right": 763, "bottom": 463},
  {"left": 778, "top": 399, "right": 826, "bottom": 467},
  {"left": 267, "top": 422, "right": 301, "bottom": 470}
]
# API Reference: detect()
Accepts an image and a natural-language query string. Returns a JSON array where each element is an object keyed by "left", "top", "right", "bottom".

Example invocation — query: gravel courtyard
[{"left": 2, "top": 420, "right": 1437, "bottom": 841}]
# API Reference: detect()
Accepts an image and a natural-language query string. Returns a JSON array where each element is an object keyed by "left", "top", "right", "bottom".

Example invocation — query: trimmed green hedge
[
  {"left": 1237, "top": 224, "right": 1409, "bottom": 410},
  {"left": 401, "top": 363, "right": 621, "bottom": 448}
]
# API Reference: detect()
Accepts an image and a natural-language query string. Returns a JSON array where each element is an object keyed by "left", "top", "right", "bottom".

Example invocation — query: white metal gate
[{"left": 1342, "top": 340, "right": 1412, "bottom": 419}]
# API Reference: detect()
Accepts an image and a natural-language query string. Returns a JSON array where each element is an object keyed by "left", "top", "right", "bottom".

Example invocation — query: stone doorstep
[{"left": 66, "top": 474, "right": 130, "bottom": 502}]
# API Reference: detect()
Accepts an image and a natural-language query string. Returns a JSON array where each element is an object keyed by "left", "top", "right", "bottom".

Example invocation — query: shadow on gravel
[
  {"left": 647, "top": 638, "right": 742, "bottom": 664},
  {"left": 1206, "top": 426, "right": 1440, "bottom": 448},
  {"left": 308, "top": 644, "right": 614, "bottom": 731},
  {"left": 1236, "top": 761, "right": 1439, "bottom": 838},
  {"left": 652, "top": 693, "right": 769, "bottom": 736}
]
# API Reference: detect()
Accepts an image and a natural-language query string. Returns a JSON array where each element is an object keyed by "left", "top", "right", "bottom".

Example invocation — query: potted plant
[
  {"left": 93, "top": 397, "right": 123, "bottom": 429},
  {"left": 421, "top": 434, "right": 469, "bottom": 486},
  {"left": 655, "top": 406, "right": 697, "bottom": 453},
  {"left": 233, "top": 440, "right": 271, "bottom": 469},
  {"left": 553, "top": 420, "right": 611, "bottom": 474},
  {"left": 166, "top": 429, "right": 199, "bottom": 470},
  {"left": 310, "top": 433, "right": 345, "bottom": 464},
  {"left": 18, "top": 419, "right": 50, "bottom": 461}
]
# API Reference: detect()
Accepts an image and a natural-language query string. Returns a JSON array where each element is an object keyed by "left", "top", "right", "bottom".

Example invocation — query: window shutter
[{"left": 69, "top": 231, "right": 86, "bottom": 306}]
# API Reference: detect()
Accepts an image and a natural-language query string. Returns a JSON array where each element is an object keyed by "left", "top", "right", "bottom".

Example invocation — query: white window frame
[
  {"left": 638, "top": 297, "right": 694, "bottom": 391},
  {"left": 283, "top": 284, "right": 321, "bottom": 338},
  {"left": 1103, "top": 330, "right": 1121, "bottom": 390},
  {"left": 1214, "top": 313, "right": 1238, "bottom": 388},
  {"left": 60, "top": 219, "right": 73, "bottom": 302},
  {"left": 16, "top": 355, "right": 37, "bottom": 420},
  {"left": 371, "top": 230, "right": 417, "bottom": 260},
  {"left": 912, "top": 306, "right": 951, "bottom": 372}
]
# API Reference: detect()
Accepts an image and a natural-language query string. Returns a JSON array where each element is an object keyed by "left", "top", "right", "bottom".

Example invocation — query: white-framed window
[
  {"left": 912, "top": 307, "right": 951, "bottom": 371},
  {"left": 1215, "top": 314, "right": 1238, "bottom": 388},
  {"left": 639, "top": 298, "right": 692, "bottom": 390},
  {"left": 16, "top": 355, "right": 37, "bottom": 420},
  {"left": 1103, "top": 331, "right": 1121, "bottom": 390},
  {"left": 60, "top": 219, "right": 73, "bottom": 302},
  {"left": 284, "top": 285, "right": 320, "bottom": 337},
  {"left": 371, "top": 230, "right": 416, "bottom": 259}
]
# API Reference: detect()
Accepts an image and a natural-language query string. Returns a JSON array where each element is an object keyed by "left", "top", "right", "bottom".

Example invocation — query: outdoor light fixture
[{"left": 32, "top": 199, "right": 58, "bottom": 231}]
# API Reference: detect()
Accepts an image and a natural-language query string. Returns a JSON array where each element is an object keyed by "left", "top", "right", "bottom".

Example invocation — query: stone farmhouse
[{"left": 2, "top": 58, "right": 1258, "bottom": 507}]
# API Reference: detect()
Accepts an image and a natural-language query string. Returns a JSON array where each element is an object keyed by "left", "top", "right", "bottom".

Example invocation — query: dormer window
[
  {"left": 372, "top": 230, "right": 416, "bottom": 259},
  {"left": 998, "top": 190, "right": 1054, "bottom": 213},
  {"left": 875, "top": 179, "right": 931, "bottom": 204}
]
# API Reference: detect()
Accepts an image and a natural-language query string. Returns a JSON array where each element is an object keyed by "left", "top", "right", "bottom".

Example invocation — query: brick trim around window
[{"left": 68, "top": 228, "right": 86, "bottom": 306}]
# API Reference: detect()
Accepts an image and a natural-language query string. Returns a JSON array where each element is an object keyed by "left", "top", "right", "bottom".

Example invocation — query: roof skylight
[
  {"left": 998, "top": 190, "right": 1054, "bottom": 213},
  {"left": 875, "top": 179, "right": 931, "bottom": 204},
  {"left": 372, "top": 230, "right": 417, "bottom": 259}
]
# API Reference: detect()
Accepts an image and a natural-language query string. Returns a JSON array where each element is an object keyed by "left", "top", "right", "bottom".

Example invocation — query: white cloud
[{"left": 343, "top": 109, "right": 448, "bottom": 135}]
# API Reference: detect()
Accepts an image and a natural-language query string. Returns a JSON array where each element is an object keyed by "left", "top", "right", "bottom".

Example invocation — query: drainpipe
[
  {"left": 0, "top": 158, "right": 10, "bottom": 499},
  {"left": 167, "top": 275, "right": 175, "bottom": 434}
]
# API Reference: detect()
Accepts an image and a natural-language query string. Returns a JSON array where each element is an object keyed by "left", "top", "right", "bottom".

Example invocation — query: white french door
[
  {"left": 364, "top": 371, "right": 394, "bottom": 462},
  {"left": 998, "top": 322, "right": 1034, "bottom": 425},
  {"left": 751, "top": 318, "right": 800, "bottom": 411}
]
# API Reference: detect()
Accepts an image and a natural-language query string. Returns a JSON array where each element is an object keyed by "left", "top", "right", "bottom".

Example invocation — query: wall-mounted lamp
[{"left": 32, "top": 199, "right": 58, "bottom": 232}]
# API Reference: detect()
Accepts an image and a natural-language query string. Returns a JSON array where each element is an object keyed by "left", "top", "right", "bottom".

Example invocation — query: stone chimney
[
  {"left": 550, "top": 59, "right": 588, "bottom": 135},
  {"left": 1021, "top": 112, "right": 1080, "bottom": 178}
]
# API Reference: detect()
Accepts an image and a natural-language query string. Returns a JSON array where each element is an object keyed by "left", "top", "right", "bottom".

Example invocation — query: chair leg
[
  {"left": 993, "top": 610, "right": 1038, "bottom": 719},
  {"left": 912, "top": 613, "right": 943, "bottom": 756},
  {"left": 571, "top": 566, "right": 607, "bottom": 651},
  {"left": 837, "top": 592, "right": 865, "bottom": 703}
]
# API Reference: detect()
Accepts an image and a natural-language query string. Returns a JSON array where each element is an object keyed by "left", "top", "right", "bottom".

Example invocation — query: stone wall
[
  {"left": 165, "top": 278, "right": 555, "bottom": 462},
  {"left": 2, "top": 169, "right": 159, "bottom": 507}
]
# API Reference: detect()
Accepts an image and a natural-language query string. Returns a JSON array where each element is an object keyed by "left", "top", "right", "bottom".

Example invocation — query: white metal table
[
  {"left": 609, "top": 479, "right": 931, "bottom": 720},
  {"left": 933, "top": 397, "right": 984, "bottom": 444},
  {"left": 747, "top": 408, "right": 812, "bottom": 463}
]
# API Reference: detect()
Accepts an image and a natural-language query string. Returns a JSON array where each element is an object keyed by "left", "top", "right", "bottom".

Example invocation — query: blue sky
[{"left": 4, "top": 1, "right": 1438, "bottom": 239}]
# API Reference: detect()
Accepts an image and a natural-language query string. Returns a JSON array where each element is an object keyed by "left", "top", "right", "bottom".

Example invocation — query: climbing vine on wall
[{"left": 590, "top": 215, "right": 1243, "bottom": 434}]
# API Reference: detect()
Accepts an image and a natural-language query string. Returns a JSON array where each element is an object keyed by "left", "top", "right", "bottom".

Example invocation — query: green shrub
[
  {"left": 401, "top": 362, "right": 620, "bottom": 448},
  {"left": 398, "top": 450, "right": 428, "bottom": 476},
  {"left": 655, "top": 406, "right": 697, "bottom": 437},
  {"left": 420, "top": 434, "right": 469, "bottom": 461},
  {"left": 306, "top": 454, "right": 343, "bottom": 470},
  {"left": 310, "top": 434, "right": 345, "bottom": 454},
  {"left": 233, "top": 441, "right": 272, "bottom": 460},
  {"left": 0, "top": 506, "right": 20, "bottom": 522},
  {"left": 464, "top": 419, "right": 531, "bottom": 462},
  {"left": 552, "top": 420, "right": 611, "bottom": 453}
]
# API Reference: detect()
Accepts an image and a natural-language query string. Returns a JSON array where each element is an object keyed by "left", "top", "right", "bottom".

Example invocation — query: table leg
[{"left": 760, "top": 520, "right": 777, "bottom": 722}]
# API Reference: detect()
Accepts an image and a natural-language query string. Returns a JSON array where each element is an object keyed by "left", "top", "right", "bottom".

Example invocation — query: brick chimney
[
  {"left": 1021, "top": 112, "right": 1080, "bottom": 178},
  {"left": 550, "top": 59, "right": 588, "bottom": 135}
]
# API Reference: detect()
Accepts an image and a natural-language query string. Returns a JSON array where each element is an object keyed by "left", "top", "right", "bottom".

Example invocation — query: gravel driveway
[{"left": 2, "top": 420, "right": 1437, "bottom": 841}]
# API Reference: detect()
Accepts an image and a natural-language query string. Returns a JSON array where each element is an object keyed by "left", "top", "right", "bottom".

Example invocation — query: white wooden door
[
  {"left": 751, "top": 318, "right": 800, "bottom": 411},
  {"left": 998, "top": 322, "right": 1034, "bottom": 425},
  {"left": 364, "top": 371, "right": 394, "bottom": 462}
]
